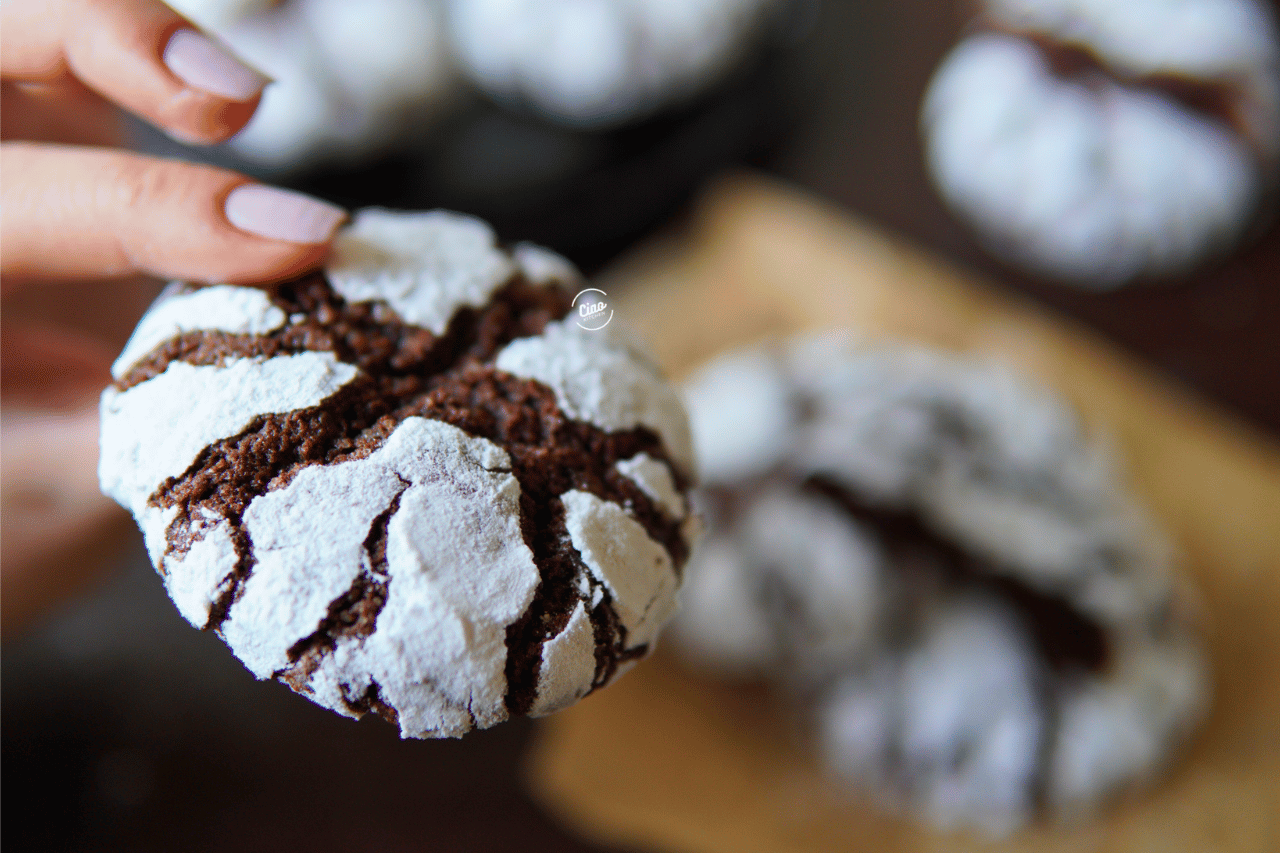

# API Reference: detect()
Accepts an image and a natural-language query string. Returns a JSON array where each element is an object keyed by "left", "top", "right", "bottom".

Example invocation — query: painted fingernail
[
  {"left": 163, "top": 28, "right": 269, "bottom": 101},
  {"left": 225, "top": 185, "right": 347, "bottom": 243}
]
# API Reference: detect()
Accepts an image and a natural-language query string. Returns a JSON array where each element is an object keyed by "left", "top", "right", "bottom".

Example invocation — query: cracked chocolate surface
[
  {"left": 675, "top": 338, "right": 1209, "bottom": 830},
  {"left": 921, "top": 2, "right": 1278, "bottom": 289},
  {"left": 803, "top": 475, "right": 1108, "bottom": 674},
  {"left": 127, "top": 267, "right": 688, "bottom": 727},
  {"left": 279, "top": 487, "right": 405, "bottom": 696},
  {"left": 1000, "top": 28, "right": 1253, "bottom": 147}
]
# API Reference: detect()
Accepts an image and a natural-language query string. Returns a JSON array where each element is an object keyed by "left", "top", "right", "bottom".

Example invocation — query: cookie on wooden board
[{"left": 673, "top": 335, "right": 1208, "bottom": 834}]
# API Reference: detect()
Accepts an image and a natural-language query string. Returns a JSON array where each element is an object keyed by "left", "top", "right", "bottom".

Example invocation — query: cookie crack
[
  {"left": 1030, "top": 671, "right": 1064, "bottom": 811},
  {"left": 986, "top": 24, "right": 1257, "bottom": 153},
  {"left": 205, "top": 527, "right": 255, "bottom": 631},
  {"left": 342, "top": 679, "right": 399, "bottom": 726},
  {"left": 402, "top": 368, "right": 688, "bottom": 715},
  {"left": 115, "top": 274, "right": 568, "bottom": 392},
  {"left": 276, "top": 485, "right": 408, "bottom": 706},
  {"left": 135, "top": 269, "right": 689, "bottom": 722},
  {"left": 803, "top": 475, "right": 1109, "bottom": 674},
  {"left": 145, "top": 273, "right": 573, "bottom": 630}
]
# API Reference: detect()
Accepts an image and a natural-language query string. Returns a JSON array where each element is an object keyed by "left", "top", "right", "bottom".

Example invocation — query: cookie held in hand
[{"left": 99, "top": 209, "right": 696, "bottom": 738}]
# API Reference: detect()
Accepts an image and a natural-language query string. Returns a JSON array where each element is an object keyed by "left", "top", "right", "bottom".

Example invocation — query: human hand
[{"left": 1, "top": 0, "right": 349, "bottom": 634}]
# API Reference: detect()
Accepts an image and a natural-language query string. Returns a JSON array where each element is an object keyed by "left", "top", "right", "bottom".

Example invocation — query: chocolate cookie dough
[{"left": 99, "top": 209, "right": 696, "bottom": 738}]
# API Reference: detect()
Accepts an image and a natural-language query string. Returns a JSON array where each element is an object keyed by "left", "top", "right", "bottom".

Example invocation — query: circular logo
[{"left": 572, "top": 288, "right": 612, "bottom": 331}]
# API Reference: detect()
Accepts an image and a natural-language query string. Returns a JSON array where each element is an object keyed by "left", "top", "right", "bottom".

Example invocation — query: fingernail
[
  {"left": 225, "top": 185, "right": 347, "bottom": 243},
  {"left": 163, "top": 28, "right": 269, "bottom": 101}
]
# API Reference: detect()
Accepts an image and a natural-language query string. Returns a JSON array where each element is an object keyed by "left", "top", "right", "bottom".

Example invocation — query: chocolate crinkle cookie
[
  {"left": 165, "top": 0, "right": 456, "bottom": 169},
  {"left": 671, "top": 336, "right": 1208, "bottom": 835},
  {"left": 99, "top": 209, "right": 696, "bottom": 739},
  {"left": 444, "top": 0, "right": 783, "bottom": 127},
  {"left": 921, "top": 0, "right": 1280, "bottom": 287}
]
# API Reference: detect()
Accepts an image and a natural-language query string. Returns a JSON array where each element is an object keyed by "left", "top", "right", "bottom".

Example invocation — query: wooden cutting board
[{"left": 525, "top": 173, "right": 1280, "bottom": 853}]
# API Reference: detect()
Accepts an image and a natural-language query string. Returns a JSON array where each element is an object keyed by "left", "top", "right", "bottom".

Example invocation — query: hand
[{"left": 1, "top": 0, "right": 349, "bottom": 635}]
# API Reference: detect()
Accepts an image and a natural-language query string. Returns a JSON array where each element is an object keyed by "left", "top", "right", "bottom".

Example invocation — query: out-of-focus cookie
[
  {"left": 444, "top": 0, "right": 782, "bottom": 127},
  {"left": 921, "top": 0, "right": 1280, "bottom": 287},
  {"left": 99, "top": 209, "right": 696, "bottom": 738},
  {"left": 673, "top": 335, "right": 1208, "bottom": 834},
  {"left": 168, "top": 0, "right": 457, "bottom": 169}
]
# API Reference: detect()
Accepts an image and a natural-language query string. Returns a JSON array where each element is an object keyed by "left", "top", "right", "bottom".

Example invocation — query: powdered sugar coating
[
  {"left": 168, "top": 0, "right": 455, "bottom": 167},
  {"left": 99, "top": 352, "right": 359, "bottom": 515},
  {"left": 161, "top": 415, "right": 540, "bottom": 739},
  {"left": 889, "top": 599, "right": 1044, "bottom": 834},
  {"left": 514, "top": 242, "right": 582, "bottom": 285},
  {"left": 921, "top": 0, "right": 1279, "bottom": 287},
  {"left": 219, "top": 423, "right": 434, "bottom": 679},
  {"left": 495, "top": 320, "right": 695, "bottom": 476},
  {"left": 562, "top": 489, "right": 679, "bottom": 652},
  {"left": 138, "top": 504, "right": 180, "bottom": 567},
  {"left": 680, "top": 346, "right": 795, "bottom": 483},
  {"left": 162, "top": 515, "right": 238, "bottom": 629},
  {"left": 209, "top": 5, "right": 336, "bottom": 166},
  {"left": 530, "top": 601, "right": 600, "bottom": 717},
  {"left": 99, "top": 207, "right": 694, "bottom": 738},
  {"left": 445, "top": 0, "right": 779, "bottom": 127},
  {"left": 303, "top": 418, "right": 537, "bottom": 738},
  {"left": 369, "top": 424, "right": 536, "bottom": 734},
  {"left": 615, "top": 453, "right": 686, "bottom": 519},
  {"left": 988, "top": 0, "right": 1279, "bottom": 88},
  {"left": 686, "top": 337, "right": 1177, "bottom": 627},
  {"left": 112, "top": 284, "right": 287, "bottom": 380},
  {"left": 668, "top": 536, "right": 776, "bottom": 677},
  {"left": 325, "top": 209, "right": 517, "bottom": 334},
  {"left": 1048, "top": 632, "right": 1208, "bottom": 813},
  {"left": 673, "top": 336, "right": 1208, "bottom": 831},
  {"left": 815, "top": 597, "right": 1046, "bottom": 836},
  {"left": 815, "top": 601, "right": 1209, "bottom": 831}
]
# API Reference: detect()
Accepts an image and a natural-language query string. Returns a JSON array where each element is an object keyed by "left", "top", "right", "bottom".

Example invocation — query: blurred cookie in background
[
  {"left": 445, "top": 0, "right": 787, "bottom": 128},
  {"left": 300, "top": 0, "right": 810, "bottom": 269},
  {"left": 921, "top": 0, "right": 1280, "bottom": 288},
  {"left": 146, "top": 0, "right": 810, "bottom": 272},
  {"left": 673, "top": 335, "right": 1209, "bottom": 834},
  {"left": 166, "top": 0, "right": 459, "bottom": 170}
]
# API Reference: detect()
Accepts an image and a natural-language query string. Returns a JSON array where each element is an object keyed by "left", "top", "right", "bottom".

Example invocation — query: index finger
[
  {"left": 1, "top": 143, "right": 347, "bottom": 290},
  {"left": 1, "top": 0, "right": 269, "bottom": 144}
]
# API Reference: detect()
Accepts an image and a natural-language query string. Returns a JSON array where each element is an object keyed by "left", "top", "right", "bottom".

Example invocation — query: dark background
[{"left": 5, "top": 1, "right": 1277, "bottom": 851}]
